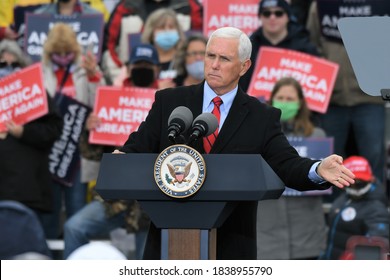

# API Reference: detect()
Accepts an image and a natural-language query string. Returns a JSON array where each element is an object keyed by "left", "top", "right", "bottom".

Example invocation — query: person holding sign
[
  {"left": 0, "top": 39, "right": 63, "bottom": 217},
  {"left": 239, "top": 0, "right": 319, "bottom": 92},
  {"left": 63, "top": 43, "right": 160, "bottom": 260},
  {"left": 0, "top": 40, "right": 31, "bottom": 78},
  {"left": 257, "top": 77, "right": 327, "bottom": 259},
  {"left": 39, "top": 22, "right": 105, "bottom": 239},
  {"left": 114, "top": 26, "right": 355, "bottom": 260},
  {"left": 306, "top": 1, "right": 386, "bottom": 185}
]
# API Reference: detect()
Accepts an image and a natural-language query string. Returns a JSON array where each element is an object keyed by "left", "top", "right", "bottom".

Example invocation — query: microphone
[
  {"left": 167, "top": 106, "right": 193, "bottom": 143},
  {"left": 187, "top": 113, "right": 218, "bottom": 145}
]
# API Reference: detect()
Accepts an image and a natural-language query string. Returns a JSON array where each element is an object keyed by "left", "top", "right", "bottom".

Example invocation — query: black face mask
[
  {"left": 0, "top": 63, "right": 21, "bottom": 79},
  {"left": 131, "top": 68, "right": 155, "bottom": 87},
  {"left": 354, "top": 181, "right": 368, "bottom": 189}
]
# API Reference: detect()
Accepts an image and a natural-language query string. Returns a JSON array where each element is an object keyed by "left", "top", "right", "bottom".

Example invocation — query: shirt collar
[{"left": 203, "top": 81, "right": 237, "bottom": 113}]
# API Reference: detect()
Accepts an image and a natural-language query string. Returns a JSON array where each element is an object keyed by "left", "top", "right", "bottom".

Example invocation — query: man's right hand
[{"left": 112, "top": 149, "right": 125, "bottom": 154}]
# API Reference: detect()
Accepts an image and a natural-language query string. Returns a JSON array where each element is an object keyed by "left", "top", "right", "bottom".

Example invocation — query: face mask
[
  {"left": 345, "top": 182, "right": 371, "bottom": 198},
  {"left": 154, "top": 30, "right": 179, "bottom": 51},
  {"left": 51, "top": 52, "right": 75, "bottom": 67},
  {"left": 272, "top": 100, "right": 300, "bottom": 121},
  {"left": 131, "top": 67, "right": 155, "bottom": 87},
  {"left": 185, "top": 60, "right": 204, "bottom": 80}
]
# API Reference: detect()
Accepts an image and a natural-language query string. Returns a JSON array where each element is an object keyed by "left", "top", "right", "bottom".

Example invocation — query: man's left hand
[{"left": 317, "top": 154, "right": 355, "bottom": 188}]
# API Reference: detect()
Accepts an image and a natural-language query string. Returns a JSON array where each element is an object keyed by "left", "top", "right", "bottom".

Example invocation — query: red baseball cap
[{"left": 343, "top": 156, "right": 374, "bottom": 182}]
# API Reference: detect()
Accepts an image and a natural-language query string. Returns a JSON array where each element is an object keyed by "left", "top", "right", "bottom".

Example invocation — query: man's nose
[{"left": 211, "top": 58, "right": 219, "bottom": 69}]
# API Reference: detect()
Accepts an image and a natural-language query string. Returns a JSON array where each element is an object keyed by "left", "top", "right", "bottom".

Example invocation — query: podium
[{"left": 95, "top": 153, "right": 285, "bottom": 259}]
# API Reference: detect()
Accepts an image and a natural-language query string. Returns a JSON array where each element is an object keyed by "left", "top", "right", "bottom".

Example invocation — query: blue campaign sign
[
  {"left": 283, "top": 136, "right": 334, "bottom": 196},
  {"left": 48, "top": 94, "right": 91, "bottom": 187},
  {"left": 24, "top": 13, "right": 104, "bottom": 62},
  {"left": 316, "top": 0, "right": 390, "bottom": 42}
]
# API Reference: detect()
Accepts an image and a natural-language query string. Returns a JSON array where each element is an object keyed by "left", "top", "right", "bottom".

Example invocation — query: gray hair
[
  {"left": 140, "top": 8, "right": 185, "bottom": 46},
  {"left": 0, "top": 39, "right": 31, "bottom": 67},
  {"left": 207, "top": 27, "right": 252, "bottom": 62}
]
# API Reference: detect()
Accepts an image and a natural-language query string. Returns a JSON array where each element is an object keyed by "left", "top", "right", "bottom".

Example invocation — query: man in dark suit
[{"left": 115, "top": 27, "right": 355, "bottom": 259}]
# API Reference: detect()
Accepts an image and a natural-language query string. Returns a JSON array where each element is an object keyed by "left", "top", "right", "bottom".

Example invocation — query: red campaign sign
[
  {"left": 247, "top": 47, "right": 339, "bottom": 113},
  {"left": 0, "top": 63, "right": 48, "bottom": 132},
  {"left": 203, "top": 0, "right": 261, "bottom": 37},
  {"left": 89, "top": 86, "right": 156, "bottom": 146}
]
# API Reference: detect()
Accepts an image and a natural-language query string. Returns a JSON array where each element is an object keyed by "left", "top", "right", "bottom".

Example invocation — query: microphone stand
[
  {"left": 173, "top": 135, "right": 186, "bottom": 145},
  {"left": 186, "top": 134, "right": 197, "bottom": 147}
]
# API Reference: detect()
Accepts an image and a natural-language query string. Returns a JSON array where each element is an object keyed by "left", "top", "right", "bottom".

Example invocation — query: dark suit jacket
[{"left": 120, "top": 82, "right": 329, "bottom": 259}]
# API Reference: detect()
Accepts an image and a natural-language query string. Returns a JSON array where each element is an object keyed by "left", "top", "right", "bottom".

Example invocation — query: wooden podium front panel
[
  {"left": 167, "top": 229, "right": 217, "bottom": 260},
  {"left": 169, "top": 229, "right": 200, "bottom": 259}
]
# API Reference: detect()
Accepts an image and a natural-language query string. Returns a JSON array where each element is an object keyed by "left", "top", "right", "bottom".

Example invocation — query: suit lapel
[
  {"left": 186, "top": 82, "right": 204, "bottom": 152},
  {"left": 187, "top": 82, "right": 204, "bottom": 118},
  {"left": 211, "top": 88, "right": 249, "bottom": 153}
]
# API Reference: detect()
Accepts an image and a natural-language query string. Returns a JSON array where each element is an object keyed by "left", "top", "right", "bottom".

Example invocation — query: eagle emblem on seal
[
  {"left": 167, "top": 156, "right": 192, "bottom": 184},
  {"left": 154, "top": 144, "right": 206, "bottom": 198}
]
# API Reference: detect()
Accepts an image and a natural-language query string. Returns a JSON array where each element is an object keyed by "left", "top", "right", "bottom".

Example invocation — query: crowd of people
[{"left": 0, "top": 0, "right": 389, "bottom": 260}]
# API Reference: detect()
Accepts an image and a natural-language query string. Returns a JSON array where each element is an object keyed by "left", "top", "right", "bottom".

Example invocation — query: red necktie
[{"left": 203, "top": 97, "right": 223, "bottom": 153}]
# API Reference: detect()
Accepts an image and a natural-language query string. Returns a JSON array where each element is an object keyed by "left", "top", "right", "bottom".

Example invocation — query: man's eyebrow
[
  {"left": 206, "top": 51, "right": 232, "bottom": 59},
  {"left": 220, "top": 54, "right": 231, "bottom": 60}
]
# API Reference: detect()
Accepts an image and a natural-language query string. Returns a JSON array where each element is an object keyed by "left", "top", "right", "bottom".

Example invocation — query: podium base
[{"left": 161, "top": 229, "right": 216, "bottom": 260}]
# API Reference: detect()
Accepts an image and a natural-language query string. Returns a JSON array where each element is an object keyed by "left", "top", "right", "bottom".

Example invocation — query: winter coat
[
  {"left": 0, "top": 93, "right": 63, "bottom": 211},
  {"left": 323, "top": 182, "right": 389, "bottom": 259}
]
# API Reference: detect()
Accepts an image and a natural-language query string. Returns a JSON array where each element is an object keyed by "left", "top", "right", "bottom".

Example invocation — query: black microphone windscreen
[
  {"left": 168, "top": 106, "right": 193, "bottom": 133},
  {"left": 192, "top": 113, "right": 218, "bottom": 136}
]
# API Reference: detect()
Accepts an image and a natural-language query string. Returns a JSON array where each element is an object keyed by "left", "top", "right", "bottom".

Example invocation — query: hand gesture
[
  {"left": 81, "top": 51, "right": 98, "bottom": 78},
  {"left": 317, "top": 154, "right": 356, "bottom": 188},
  {"left": 5, "top": 120, "right": 24, "bottom": 138},
  {"left": 85, "top": 113, "right": 101, "bottom": 131}
]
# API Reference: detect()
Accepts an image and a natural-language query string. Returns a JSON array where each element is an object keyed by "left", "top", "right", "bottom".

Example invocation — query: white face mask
[
  {"left": 185, "top": 60, "right": 204, "bottom": 80},
  {"left": 345, "top": 182, "right": 372, "bottom": 198}
]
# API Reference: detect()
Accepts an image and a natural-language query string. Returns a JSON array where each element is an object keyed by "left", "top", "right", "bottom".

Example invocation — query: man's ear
[{"left": 239, "top": 59, "right": 251, "bottom": 77}]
